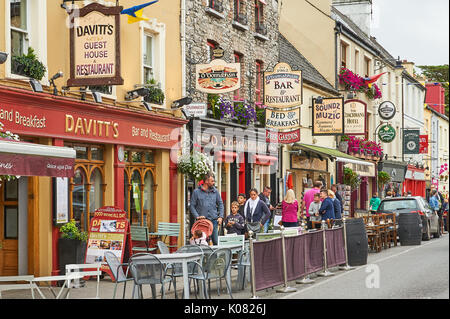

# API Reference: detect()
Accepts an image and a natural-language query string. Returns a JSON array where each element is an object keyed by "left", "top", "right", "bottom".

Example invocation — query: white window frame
[
  {"left": 5, "top": 0, "right": 47, "bottom": 83},
  {"left": 140, "top": 19, "right": 166, "bottom": 109}
]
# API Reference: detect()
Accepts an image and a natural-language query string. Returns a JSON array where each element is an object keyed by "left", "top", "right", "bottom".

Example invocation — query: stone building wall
[{"left": 185, "top": 0, "right": 280, "bottom": 104}]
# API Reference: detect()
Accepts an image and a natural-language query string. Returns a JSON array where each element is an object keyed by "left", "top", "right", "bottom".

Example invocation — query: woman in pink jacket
[{"left": 281, "top": 189, "right": 299, "bottom": 227}]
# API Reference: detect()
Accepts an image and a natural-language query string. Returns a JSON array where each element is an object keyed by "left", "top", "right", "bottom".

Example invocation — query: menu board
[
  {"left": 337, "top": 184, "right": 352, "bottom": 217},
  {"left": 85, "top": 206, "right": 131, "bottom": 278}
]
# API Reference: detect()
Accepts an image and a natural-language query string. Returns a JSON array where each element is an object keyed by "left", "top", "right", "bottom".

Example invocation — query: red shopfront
[
  {"left": 0, "top": 85, "right": 186, "bottom": 276},
  {"left": 403, "top": 165, "right": 426, "bottom": 197}
]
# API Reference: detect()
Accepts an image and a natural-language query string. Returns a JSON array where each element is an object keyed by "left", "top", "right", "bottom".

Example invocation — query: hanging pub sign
[
  {"left": 378, "top": 101, "right": 396, "bottom": 120},
  {"left": 312, "top": 97, "right": 344, "bottom": 136},
  {"left": 264, "top": 63, "right": 302, "bottom": 109},
  {"left": 195, "top": 59, "right": 241, "bottom": 94},
  {"left": 265, "top": 108, "right": 300, "bottom": 130},
  {"left": 403, "top": 129, "right": 420, "bottom": 154},
  {"left": 67, "top": 3, "right": 124, "bottom": 87},
  {"left": 378, "top": 124, "right": 396, "bottom": 143},
  {"left": 419, "top": 135, "right": 429, "bottom": 154},
  {"left": 266, "top": 129, "right": 300, "bottom": 144},
  {"left": 344, "top": 99, "right": 366, "bottom": 135}
]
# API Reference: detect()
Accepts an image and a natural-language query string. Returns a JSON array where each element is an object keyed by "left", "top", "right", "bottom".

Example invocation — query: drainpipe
[{"left": 180, "top": 0, "right": 187, "bottom": 246}]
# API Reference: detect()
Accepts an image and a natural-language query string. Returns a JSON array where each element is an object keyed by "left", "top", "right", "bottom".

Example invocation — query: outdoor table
[
  {"left": 32, "top": 273, "right": 87, "bottom": 299},
  {"left": 132, "top": 252, "right": 203, "bottom": 299}
]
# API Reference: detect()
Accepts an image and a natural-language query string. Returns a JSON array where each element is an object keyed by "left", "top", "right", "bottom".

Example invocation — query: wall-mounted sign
[
  {"left": 419, "top": 135, "right": 429, "bottom": 154},
  {"left": 378, "top": 124, "right": 396, "bottom": 143},
  {"left": 344, "top": 100, "right": 366, "bottom": 135},
  {"left": 378, "top": 101, "right": 396, "bottom": 120},
  {"left": 212, "top": 47, "right": 225, "bottom": 59},
  {"left": 403, "top": 129, "right": 420, "bottom": 154},
  {"left": 195, "top": 59, "right": 241, "bottom": 94},
  {"left": 68, "top": 3, "right": 124, "bottom": 87},
  {"left": 312, "top": 97, "right": 344, "bottom": 136},
  {"left": 291, "top": 155, "right": 327, "bottom": 171},
  {"left": 183, "top": 103, "right": 207, "bottom": 117},
  {"left": 265, "top": 108, "right": 300, "bottom": 130},
  {"left": 344, "top": 162, "right": 375, "bottom": 177},
  {"left": 264, "top": 63, "right": 302, "bottom": 109},
  {"left": 266, "top": 129, "right": 300, "bottom": 144}
]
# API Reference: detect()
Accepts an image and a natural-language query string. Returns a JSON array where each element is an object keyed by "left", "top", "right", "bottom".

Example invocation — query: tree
[{"left": 416, "top": 64, "right": 449, "bottom": 116}]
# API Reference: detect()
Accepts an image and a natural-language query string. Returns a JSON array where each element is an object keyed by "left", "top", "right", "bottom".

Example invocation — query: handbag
[{"left": 247, "top": 221, "right": 261, "bottom": 233}]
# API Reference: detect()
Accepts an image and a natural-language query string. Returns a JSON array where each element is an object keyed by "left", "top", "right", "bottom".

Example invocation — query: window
[
  {"left": 10, "top": 0, "right": 29, "bottom": 74},
  {"left": 255, "top": 60, "right": 263, "bottom": 104},
  {"left": 208, "top": 0, "right": 224, "bottom": 12},
  {"left": 340, "top": 42, "right": 348, "bottom": 68},
  {"left": 65, "top": 143, "right": 105, "bottom": 232},
  {"left": 234, "top": 52, "right": 244, "bottom": 100},
  {"left": 234, "top": 0, "right": 247, "bottom": 25},
  {"left": 255, "top": 0, "right": 266, "bottom": 34},
  {"left": 143, "top": 33, "right": 154, "bottom": 84},
  {"left": 354, "top": 50, "right": 360, "bottom": 73},
  {"left": 364, "top": 57, "right": 371, "bottom": 77}
]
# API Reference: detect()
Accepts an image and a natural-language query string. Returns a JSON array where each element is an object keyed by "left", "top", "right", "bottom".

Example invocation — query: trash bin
[
  {"left": 345, "top": 218, "right": 368, "bottom": 266},
  {"left": 398, "top": 213, "right": 422, "bottom": 246}
]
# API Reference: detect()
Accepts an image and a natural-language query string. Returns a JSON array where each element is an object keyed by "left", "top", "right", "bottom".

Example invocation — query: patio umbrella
[{"left": 191, "top": 219, "right": 213, "bottom": 237}]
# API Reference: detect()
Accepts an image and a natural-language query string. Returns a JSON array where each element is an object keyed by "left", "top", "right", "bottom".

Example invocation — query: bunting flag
[
  {"left": 121, "top": 1, "right": 159, "bottom": 24},
  {"left": 364, "top": 72, "right": 386, "bottom": 85}
]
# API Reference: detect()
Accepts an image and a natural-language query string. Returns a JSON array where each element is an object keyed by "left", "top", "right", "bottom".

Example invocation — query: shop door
[{"left": 0, "top": 179, "right": 19, "bottom": 276}]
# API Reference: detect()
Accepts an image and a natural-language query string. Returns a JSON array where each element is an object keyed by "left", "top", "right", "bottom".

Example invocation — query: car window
[
  {"left": 379, "top": 199, "right": 418, "bottom": 211},
  {"left": 418, "top": 197, "right": 431, "bottom": 210}
]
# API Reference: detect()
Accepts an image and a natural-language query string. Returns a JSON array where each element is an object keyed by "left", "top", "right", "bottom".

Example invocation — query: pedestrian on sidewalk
[
  {"left": 281, "top": 189, "right": 299, "bottom": 227},
  {"left": 319, "top": 189, "right": 335, "bottom": 221},
  {"left": 308, "top": 193, "right": 322, "bottom": 229},
  {"left": 225, "top": 201, "right": 246, "bottom": 235},
  {"left": 244, "top": 188, "right": 271, "bottom": 234},
  {"left": 189, "top": 172, "right": 224, "bottom": 245},
  {"left": 237, "top": 193, "right": 247, "bottom": 219},
  {"left": 301, "top": 181, "right": 323, "bottom": 229},
  {"left": 259, "top": 187, "right": 274, "bottom": 233},
  {"left": 369, "top": 193, "right": 381, "bottom": 214},
  {"left": 328, "top": 190, "right": 342, "bottom": 220}
]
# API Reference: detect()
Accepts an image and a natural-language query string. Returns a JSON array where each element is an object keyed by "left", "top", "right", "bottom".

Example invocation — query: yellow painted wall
[
  {"left": 423, "top": 107, "right": 432, "bottom": 184},
  {"left": 279, "top": 0, "right": 336, "bottom": 86}
]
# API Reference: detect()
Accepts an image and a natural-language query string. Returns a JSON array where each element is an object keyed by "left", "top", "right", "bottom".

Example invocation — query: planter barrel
[
  {"left": 58, "top": 238, "right": 87, "bottom": 275},
  {"left": 398, "top": 213, "right": 422, "bottom": 246},
  {"left": 345, "top": 218, "right": 368, "bottom": 266}
]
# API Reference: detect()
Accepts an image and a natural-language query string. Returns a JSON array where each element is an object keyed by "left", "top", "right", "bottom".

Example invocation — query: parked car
[{"left": 378, "top": 196, "right": 441, "bottom": 240}]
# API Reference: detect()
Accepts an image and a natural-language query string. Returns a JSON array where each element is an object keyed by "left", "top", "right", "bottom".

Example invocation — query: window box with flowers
[
  {"left": 209, "top": 96, "right": 259, "bottom": 126},
  {"left": 346, "top": 135, "right": 383, "bottom": 160},
  {"left": 338, "top": 67, "right": 382, "bottom": 100}
]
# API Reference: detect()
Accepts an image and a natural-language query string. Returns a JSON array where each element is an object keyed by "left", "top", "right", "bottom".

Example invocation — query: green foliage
[
  {"left": 207, "top": 94, "right": 221, "bottom": 119},
  {"left": 378, "top": 171, "right": 391, "bottom": 188},
  {"left": 343, "top": 167, "right": 361, "bottom": 190},
  {"left": 144, "top": 79, "right": 165, "bottom": 105},
  {"left": 11, "top": 47, "right": 46, "bottom": 80},
  {"left": 60, "top": 220, "right": 88, "bottom": 242},
  {"left": 256, "top": 106, "right": 266, "bottom": 126},
  {"left": 417, "top": 64, "right": 449, "bottom": 116}
]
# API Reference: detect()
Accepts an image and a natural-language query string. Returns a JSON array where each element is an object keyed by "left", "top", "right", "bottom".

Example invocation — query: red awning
[
  {"left": 252, "top": 154, "right": 278, "bottom": 166},
  {"left": 0, "top": 139, "right": 76, "bottom": 177},
  {"left": 215, "top": 151, "right": 237, "bottom": 163}
]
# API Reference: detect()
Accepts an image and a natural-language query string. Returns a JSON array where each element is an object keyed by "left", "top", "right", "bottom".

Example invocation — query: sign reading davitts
[
  {"left": 195, "top": 59, "right": 241, "bottom": 94},
  {"left": 312, "top": 97, "right": 344, "bottom": 136},
  {"left": 344, "top": 100, "right": 366, "bottom": 135},
  {"left": 68, "top": 3, "right": 124, "bottom": 87},
  {"left": 265, "top": 108, "right": 300, "bottom": 130},
  {"left": 264, "top": 63, "right": 302, "bottom": 108}
]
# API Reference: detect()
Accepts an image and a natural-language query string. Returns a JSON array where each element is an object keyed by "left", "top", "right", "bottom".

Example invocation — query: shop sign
[
  {"left": 68, "top": 3, "right": 124, "bottom": 87},
  {"left": 344, "top": 162, "right": 375, "bottom": 177},
  {"left": 265, "top": 108, "right": 300, "bottom": 130},
  {"left": 419, "top": 135, "right": 429, "bottom": 154},
  {"left": 264, "top": 63, "right": 302, "bottom": 108},
  {"left": 312, "top": 97, "right": 344, "bottom": 136},
  {"left": 403, "top": 129, "right": 420, "bottom": 154},
  {"left": 195, "top": 59, "right": 241, "bottom": 94},
  {"left": 344, "top": 100, "right": 366, "bottom": 135},
  {"left": 266, "top": 129, "right": 300, "bottom": 144},
  {"left": 405, "top": 169, "right": 425, "bottom": 181},
  {"left": 183, "top": 103, "right": 207, "bottom": 117},
  {"left": 378, "top": 124, "right": 396, "bottom": 143},
  {"left": 378, "top": 101, "right": 396, "bottom": 120},
  {"left": 291, "top": 155, "right": 327, "bottom": 171}
]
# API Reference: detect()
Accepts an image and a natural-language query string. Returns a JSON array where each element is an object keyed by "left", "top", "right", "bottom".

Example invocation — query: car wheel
[{"left": 422, "top": 221, "right": 431, "bottom": 241}]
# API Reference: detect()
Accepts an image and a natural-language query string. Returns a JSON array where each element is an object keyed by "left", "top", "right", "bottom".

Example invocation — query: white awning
[
  {"left": 336, "top": 156, "right": 374, "bottom": 167},
  {"left": 0, "top": 139, "right": 75, "bottom": 158}
]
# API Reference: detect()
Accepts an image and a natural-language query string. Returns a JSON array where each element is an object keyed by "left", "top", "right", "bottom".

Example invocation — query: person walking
[
  {"left": 429, "top": 189, "right": 443, "bottom": 232},
  {"left": 281, "top": 189, "right": 299, "bottom": 227},
  {"left": 190, "top": 172, "right": 224, "bottom": 245},
  {"left": 259, "top": 186, "right": 274, "bottom": 233},
  {"left": 318, "top": 189, "right": 335, "bottom": 221},
  {"left": 308, "top": 193, "right": 322, "bottom": 229},
  {"left": 328, "top": 190, "right": 342, "bottom": 220},
  {"left": 301, "top": 181, "right": 323, "bottom": 229},
  {"left": 225, "top": 201, "right": 246, "bottom": 235},
  {"left": 244, "top": 188, "right": 271, "bottom": 234},
  {"left": 369, "top": 193, "right": 381, "bottom": 214}
]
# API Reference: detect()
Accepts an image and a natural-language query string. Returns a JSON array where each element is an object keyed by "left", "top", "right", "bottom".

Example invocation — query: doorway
[{"left": 0, "top": 178, "right": 19, "bottom": 276}]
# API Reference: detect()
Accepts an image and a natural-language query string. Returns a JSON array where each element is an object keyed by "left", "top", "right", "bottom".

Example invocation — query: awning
[
  {"left": 292, "top": 143, "right": 374, "bottom": 167},
  {"left": 214, "top": 151, "right": 237, "bottom": 163},
  {"left": 0, "top": 139, "right": 76, "bottom": 177},
  {"left": 252, "top": 154, "right": 278, "bottom": 166}
]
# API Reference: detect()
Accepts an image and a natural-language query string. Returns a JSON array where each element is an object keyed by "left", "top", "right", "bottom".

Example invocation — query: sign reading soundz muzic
[{"left": 68, "top": 3, "right": 124, "bottom": 87}]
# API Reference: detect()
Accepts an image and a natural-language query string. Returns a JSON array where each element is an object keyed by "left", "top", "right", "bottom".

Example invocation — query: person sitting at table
[
  {"left": 189, "top": 229, "right": 208, "bottom": 246},
  {"left": 225, "top": 201, "right": 246, "bottom": 235}
]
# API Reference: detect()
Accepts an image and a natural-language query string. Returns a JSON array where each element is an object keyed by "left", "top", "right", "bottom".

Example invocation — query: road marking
[{"left": 280, "top": 238, "right": 443, "bottom": 299}]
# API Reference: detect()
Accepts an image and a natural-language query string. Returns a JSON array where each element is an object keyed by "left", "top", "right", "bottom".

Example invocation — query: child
[
  {"left": 190, "top": 229, "right": 208, "bottom": 246},
  {"left": 308, "top": 193, "right": 322, "bottom": 228},
  {"left": 225, "top": 201, "right": 245, "bottom": 235}
]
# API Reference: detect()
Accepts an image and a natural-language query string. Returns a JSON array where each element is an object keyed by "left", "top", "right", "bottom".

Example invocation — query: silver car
[{"left": 378, "top": 196, "right": 441, "bottom": 241}]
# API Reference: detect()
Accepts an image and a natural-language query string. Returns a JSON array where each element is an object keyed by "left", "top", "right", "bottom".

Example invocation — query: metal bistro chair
[
  {"left": 169, "top": 245, "right": 204, "bottom": 299},
  {"left": 104, "top": 251, "right": 134, "bottom": 299},
  {"left": 126, "top": 253, "right": 173, "bottom": 299},
  {"left": 130, "top": 226, "right": 157, "bottom": 254},
  {"left": 189, "top": 248, "right": 233, "bottom": 299},
  {"left": 236, "top": 248, "right": 251, "bottom": 291}
]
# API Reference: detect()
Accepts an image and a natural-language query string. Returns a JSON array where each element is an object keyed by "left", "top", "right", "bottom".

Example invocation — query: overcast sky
[{"left": 370, "top": 0, "right": 449, "bottom": 67}]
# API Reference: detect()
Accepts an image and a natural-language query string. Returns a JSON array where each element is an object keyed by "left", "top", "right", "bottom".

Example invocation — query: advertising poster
[
  {"left": 195, "top": 59, "right": 241, "bottom": 94},
  {"left": 264, "top": 63, "right": 302, "bottom": 109},
  {"left": 312, "top": 97, "right": 344, "bottom": 135},
  {"left": 344, "top": 100, "right": 366, "bottom": 135},
  {"left": 419, "top": 135, "right": 429, "bottom": 154}
]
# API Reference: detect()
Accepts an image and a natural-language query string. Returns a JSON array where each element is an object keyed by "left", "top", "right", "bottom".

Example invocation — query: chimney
[
  {"left": 401, "top": 60, "right": 415, "bottom": 78},
  {"left": 332, "top": 0, "right": 373, "bottom": 35}
]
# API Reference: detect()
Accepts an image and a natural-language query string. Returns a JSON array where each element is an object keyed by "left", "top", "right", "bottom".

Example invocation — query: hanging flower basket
[{"left": 177, "top": 150, "right": 213, "bottom": 182}]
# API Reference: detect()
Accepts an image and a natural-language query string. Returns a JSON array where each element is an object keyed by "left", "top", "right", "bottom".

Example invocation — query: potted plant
[
  {"left": 11, "top": 47, "right": 46, "bottom": 80},
  {"left": 343, "top": 167, "right": 361, "bottom": 191},
  {"left": 58, "top": 220, "right": 88, "bottom": 275},
  {"left": 144, "top": 79, "right": 165, "bottom": 105},
  {"left": 378, "top": 171, "right": 391, "bottom": 192},
  {"left": 177, "top": 150, "right": 213, "bottom": 183}
]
